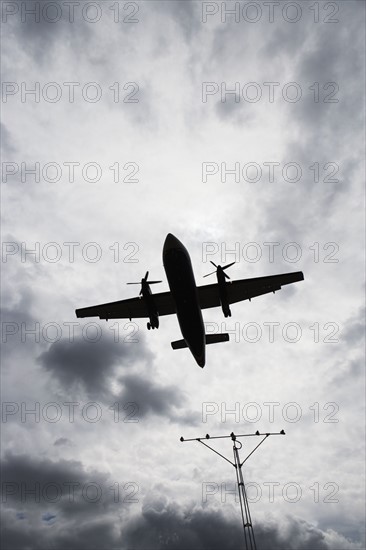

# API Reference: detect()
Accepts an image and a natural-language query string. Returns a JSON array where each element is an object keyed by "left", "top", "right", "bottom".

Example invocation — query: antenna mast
[{"left": 180, "top": 430, "right": 285, "bottom": 550}]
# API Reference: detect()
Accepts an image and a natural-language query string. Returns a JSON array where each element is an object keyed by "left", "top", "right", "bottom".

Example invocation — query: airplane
[{"left": 75, "top": 233, "right": 304, "bottom": 368}]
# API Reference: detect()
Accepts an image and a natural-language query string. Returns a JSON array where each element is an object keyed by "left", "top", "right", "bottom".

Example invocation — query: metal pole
[{"left": 233, "top": 440, "right": 257, "bottom": 550}]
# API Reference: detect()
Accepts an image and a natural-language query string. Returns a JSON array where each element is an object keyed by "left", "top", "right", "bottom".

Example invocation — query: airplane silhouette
[{"left": 75, "top": 233, "right": 304, "bottom": 367}]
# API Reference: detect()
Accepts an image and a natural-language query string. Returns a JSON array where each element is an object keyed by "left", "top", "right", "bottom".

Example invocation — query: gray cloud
[
  {"left": 1, "top": 451, "right": 110, "bottom": 510},
  {"left": 37, "top": 333, "right": 153, "bottom": 399},
  {"left": 153, "top": 0, "right": 201, "bottom": 43},
  {"left": 116, "top": 373, "right": 200, "bottom": 425},
  {"left": 37, "top": 336, "right": 199, "bottom": 425},
  {"left": 53, "top": 437, "right": 71, "bottom": 447},
  {"left": 118, "top": 373, "right": 185, "bottom": 416},
  {"left": 340, "top": 307, "right": 365, "bottom": 348},
  {"left": 2, "top": 480, "right": 362, "bottom": 550},
  {"left": 1, "top": 287, "right": 35, "bottom": 326},
  {"left": 2, "top": 0, "right": 94, "bottom": 66},
  {"left": 122, "top": 494, "right": 363, "bottom": 550},
  {"left": 0, "top": 451, "right": 132, "bottom": 550},
  {"left": 0, "top": 513, "right": 120, "bottom": 550},
  {"left": 0, "top": 123, "right": 16, "bottom": 156},
  {"left": 1, "top": 287, "right": 40, "bottom": 360},
  {"left": 291, "top": 5, "right": 364, "bottom": 134},
  {"left": 326, "top": 307, "right": 365, "bottom": 390},
  {"left": 215, "top": 98, "right": 255, "bottom": 125}
]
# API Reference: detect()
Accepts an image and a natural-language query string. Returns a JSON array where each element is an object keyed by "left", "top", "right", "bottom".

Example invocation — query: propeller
[
  {"left": 127, "top": 271, "right": 162, "bottom": 295},
  {"left": 203, "top": 261, "right": 235, "bottom": 279}
]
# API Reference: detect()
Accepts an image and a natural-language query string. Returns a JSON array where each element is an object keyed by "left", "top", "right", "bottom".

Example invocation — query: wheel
[{"left": 147, "top": 322, "right": 151, "bottom": 330}]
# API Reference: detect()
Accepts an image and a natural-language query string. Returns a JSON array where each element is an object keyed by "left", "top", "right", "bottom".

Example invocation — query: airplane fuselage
[{"left": 163, "top": 234, "right": 205, "bottom": 367}]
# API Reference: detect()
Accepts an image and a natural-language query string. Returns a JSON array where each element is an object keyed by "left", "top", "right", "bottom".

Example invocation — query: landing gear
[
  {"left": 224, "top": 307, "right": 232, "bottom": 318},
  {"left": 147, "top": 316, "right": 159, "bottom": 330}
]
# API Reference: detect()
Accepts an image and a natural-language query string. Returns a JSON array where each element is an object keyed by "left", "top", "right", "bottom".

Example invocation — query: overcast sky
[{"left": 1, "top": 1, "right": 365, "bottom": 549}]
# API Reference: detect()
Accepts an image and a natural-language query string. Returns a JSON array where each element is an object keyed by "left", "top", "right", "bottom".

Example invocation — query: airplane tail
[
  {"left": 206, "top": 333, "right": 230, "bottom": 345},
  {"left": 171, "top": 333, "right": 230, "bottom": 350}
]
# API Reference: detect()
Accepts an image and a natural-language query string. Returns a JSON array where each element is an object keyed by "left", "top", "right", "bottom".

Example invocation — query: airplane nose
[{"left": 163, "top": 233, "right": 181, "bottom": 254}]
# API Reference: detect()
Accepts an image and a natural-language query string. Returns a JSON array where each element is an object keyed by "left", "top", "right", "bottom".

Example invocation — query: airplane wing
[
  {"left": 75, "top": 271, "right": 303, "bottom": 320},
  {"left": 75, "top": 291, "right": 176, "bottom": 320},
  {"left": 197, "top": 271, "right": 304, "bottom": 310}
]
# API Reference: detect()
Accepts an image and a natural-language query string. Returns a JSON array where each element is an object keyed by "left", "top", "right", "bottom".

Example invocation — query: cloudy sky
[{"left": 1, "top": 1, "right": 365, "bottom": 548}]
